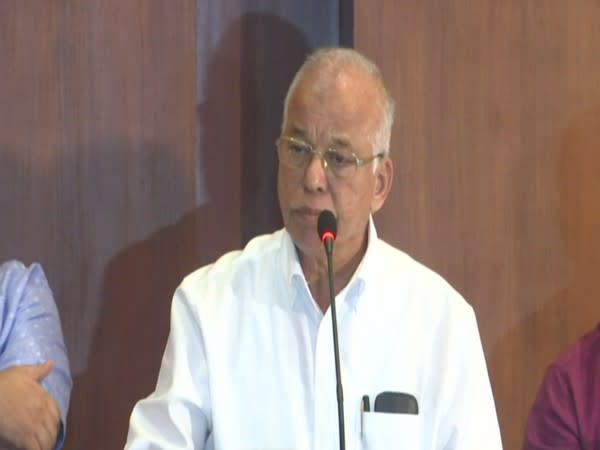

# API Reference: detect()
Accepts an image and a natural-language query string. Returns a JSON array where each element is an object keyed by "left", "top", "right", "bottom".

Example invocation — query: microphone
[
  {"left": 318, "top": 209, "right": 337, "bottom": 254},
  {"left": 317, "top": 210, "right": 345, "bottom": 450}
]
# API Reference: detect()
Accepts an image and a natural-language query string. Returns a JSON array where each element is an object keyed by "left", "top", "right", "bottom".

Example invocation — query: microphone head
[{"left": 317, "top": 210, "right": 337, "bottom": 242}]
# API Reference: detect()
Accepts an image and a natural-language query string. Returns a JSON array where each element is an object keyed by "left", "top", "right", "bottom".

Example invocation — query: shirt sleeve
[
  {"left": 433, "top": 298, "right": 504, "bottom": 450},
  {"left": 0, "top": 260, "right": 72, "bottom": 450},
  {"left": 523, "top": 364, "right": 580, "bottom": 449},
  {"left": 125, "top": 285, "right": 211, "bottom": 449}
]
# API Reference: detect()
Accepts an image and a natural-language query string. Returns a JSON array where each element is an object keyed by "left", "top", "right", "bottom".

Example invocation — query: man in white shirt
[{"left": 125, "top": 47, "right": 503, "bottom": 449}]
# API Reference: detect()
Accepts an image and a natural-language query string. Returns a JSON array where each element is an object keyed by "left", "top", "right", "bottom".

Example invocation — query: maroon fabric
[{"left": 524, "top": 324, "right": 600, "bottom": 450}]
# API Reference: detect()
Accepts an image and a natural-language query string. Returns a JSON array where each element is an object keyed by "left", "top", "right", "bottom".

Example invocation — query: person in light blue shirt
[{"left": 0, "top": 260, "right": 72, "bottom": 450}]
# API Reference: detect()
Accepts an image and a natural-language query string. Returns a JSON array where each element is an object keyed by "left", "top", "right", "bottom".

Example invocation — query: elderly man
[
  {"left": 0, "top": 260, "right": 72, "bottom": 450},
  {"left": 126, "top": 47, "right": 502, "bottom": 449}
]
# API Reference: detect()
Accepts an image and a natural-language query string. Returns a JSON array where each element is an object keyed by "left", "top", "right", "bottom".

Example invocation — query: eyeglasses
[{"left": 276, "top": 135, "right": 384, "bottom": 179}]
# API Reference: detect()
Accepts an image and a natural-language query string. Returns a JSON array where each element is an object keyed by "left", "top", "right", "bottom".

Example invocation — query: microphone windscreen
[{"left": 317, "top": 210, "right": 337, "bottom": 241}]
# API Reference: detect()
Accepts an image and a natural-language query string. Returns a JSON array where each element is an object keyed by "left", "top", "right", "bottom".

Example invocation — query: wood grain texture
[
  {"left": 354, "top": 1, "right": 600, "bottom": 448},
  {"left": 1, "top": 2, "right": 199, "bottom": 448},
  {"left": 0, "top": 0, "right": 340, "bottom": 447}
]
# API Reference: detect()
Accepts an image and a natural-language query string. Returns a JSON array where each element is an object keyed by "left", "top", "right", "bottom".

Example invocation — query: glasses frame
[{"left": 275, "top": 135, "right": 384, "bottom": 179}]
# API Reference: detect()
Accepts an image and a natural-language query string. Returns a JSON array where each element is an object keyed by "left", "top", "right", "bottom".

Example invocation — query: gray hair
[{"left": 282, "top": 47, "right": 395, "bottom": 156}]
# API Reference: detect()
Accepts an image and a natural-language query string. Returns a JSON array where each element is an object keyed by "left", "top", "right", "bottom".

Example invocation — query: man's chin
[{"left": 287, "top": 226, "right": 322, "bottom": 254}]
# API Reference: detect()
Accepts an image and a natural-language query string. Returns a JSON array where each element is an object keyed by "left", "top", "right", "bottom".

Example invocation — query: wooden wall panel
[
  {"left": 354, "top": 1, "right": 600, "bottom": 448},
  {"left": 1, "top": 0, "right": 341, "bottom": 448},
  {"left": 0, "top": 2, "right": 199, "bottom": 449},
  {"left": 195, "top": 1, "right": 340, "bottom": 244}
]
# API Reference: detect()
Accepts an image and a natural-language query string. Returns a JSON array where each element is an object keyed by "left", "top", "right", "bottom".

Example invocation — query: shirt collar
[
  {"left": 343, "top": 215, "right": 379, "bottom": 310},
  {"left": 278, "top": 216, "right": 380, "bottom": 310}
]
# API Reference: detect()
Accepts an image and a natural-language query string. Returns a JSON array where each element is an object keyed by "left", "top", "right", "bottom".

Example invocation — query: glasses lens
[
  {"left": 324, "top": 149, "right": 356, "bottom": 178},
  {"left": 278, "top": 139, "right": 312, "bottom": 168},
  {"left": 276, "top": 137, "right": 362, "bottom": 178}
]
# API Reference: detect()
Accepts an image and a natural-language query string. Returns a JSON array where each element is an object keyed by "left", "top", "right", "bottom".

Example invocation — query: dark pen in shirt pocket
[{"left": 374, "top": 391, "right": 419, "bottom": 415}]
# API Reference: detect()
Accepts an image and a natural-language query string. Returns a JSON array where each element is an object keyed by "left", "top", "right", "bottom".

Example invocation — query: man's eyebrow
[
  {"left": 330, "top": 136, "right": 352, "bottom": 149},
  {"left": 286, "top": 127, "right": 352, "bottom": 149},
  {"left": 289, "top": 126, "right": 309, "bottom": 140}
]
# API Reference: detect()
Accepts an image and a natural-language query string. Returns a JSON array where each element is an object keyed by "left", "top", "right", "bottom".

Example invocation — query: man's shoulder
[
  {"left": 179, "top": 230, "right": 285, "bottom": 295},
  {"left": 374, "top": 239, "right": 439, "bottom": 277},
  {"left": 375, "top": 239, "right": 465, "bottom": 295},
  {"left": 0, "top": 260, "right": 47, "bottom": 303},
  {"left": 0, "top": 260, "right": 27, "bottom": 285},
  {"left": 371, "top": 238, "right": 475, "bottom": 319},
  {"left": 551, "top": 323, "right": 600, "bottom": 374}
]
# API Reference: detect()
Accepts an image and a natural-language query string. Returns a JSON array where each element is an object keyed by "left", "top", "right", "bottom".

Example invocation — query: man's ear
[{"left": 370, "top": 155, "right": 393, "bottom": 213}]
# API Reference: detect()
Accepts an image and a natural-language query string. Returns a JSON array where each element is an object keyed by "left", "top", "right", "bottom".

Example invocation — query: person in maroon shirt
[{"left": 523, "top": 323, "right": 600, "bottom": 449}]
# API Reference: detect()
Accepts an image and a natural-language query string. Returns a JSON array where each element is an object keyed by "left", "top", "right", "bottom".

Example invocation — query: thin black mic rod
[
  {"left": 326, "top": 245, "right": 345, "bottom": 450},
  {"left": 318, "top": 210, "right": 345, "bottom": 450}
]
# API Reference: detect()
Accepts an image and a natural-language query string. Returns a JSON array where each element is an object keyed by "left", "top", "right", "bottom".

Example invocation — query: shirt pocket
[{"left": 362, "top": 411, "right": 423, "bottom": 450}]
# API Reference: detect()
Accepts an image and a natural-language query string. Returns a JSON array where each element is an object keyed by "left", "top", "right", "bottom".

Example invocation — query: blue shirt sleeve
[{"left": 0, "top": 260, "right": 73, "bottom": 450}]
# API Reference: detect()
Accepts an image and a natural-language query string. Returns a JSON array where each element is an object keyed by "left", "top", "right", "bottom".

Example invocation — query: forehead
[{"left": 284, "top": 66, "right": 383, "bottom": 146}]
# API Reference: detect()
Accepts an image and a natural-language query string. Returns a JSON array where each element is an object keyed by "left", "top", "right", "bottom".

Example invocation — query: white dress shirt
[{"left": 126, "top": 220, "right": 503, "bottom": 449}]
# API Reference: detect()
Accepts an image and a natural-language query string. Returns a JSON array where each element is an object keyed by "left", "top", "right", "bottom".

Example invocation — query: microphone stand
[{"left": 324, "top": 238, "right": 346, "bottom": 450}]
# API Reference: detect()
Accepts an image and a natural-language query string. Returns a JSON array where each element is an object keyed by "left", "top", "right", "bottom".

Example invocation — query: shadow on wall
[
  {"left": 59, "top": 138, "right": 203, "bottom": 450},
  {"left": 239, "top": 12, "right": 311, "bottom": 243},
  {"left": 198, "top": 11, "right": 311, "bottom": 245},
  {"left": 64, "top": 13, "right": 312, "bottom": 450},
  {"left": 489, "top": 107, "right": 600, "bottom": 448}
]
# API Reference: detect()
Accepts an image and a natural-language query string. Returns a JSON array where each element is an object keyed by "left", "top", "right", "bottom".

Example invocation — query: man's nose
[{"left": 302, "top": 151, "right": 329, "bottom": 192}]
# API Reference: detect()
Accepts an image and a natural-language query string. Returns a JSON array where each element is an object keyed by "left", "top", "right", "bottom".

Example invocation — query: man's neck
[{"left": 298, "top": 232, "right": 368, "bottom": 313}]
